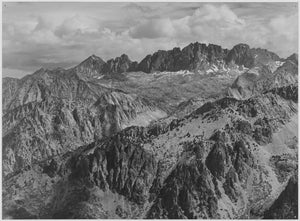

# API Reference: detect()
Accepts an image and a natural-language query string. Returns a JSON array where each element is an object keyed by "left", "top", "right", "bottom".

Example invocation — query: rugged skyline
[
  {"left": 2, "top": 2, "right": 298, "bottom": 78},
  {"left": 2, "top": 38, "right": 298, "bottom": 218},
  {"left": 2, "top": 1, "right": 298, "bottom": 219}
]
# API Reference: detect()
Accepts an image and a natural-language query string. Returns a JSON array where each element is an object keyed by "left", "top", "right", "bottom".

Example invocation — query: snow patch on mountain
[
  {"left": 152, "top": 70, "right": 195, "bottom": 77},
  {"left": 121, "top": 109, "right": 167, "bottom": 129}
]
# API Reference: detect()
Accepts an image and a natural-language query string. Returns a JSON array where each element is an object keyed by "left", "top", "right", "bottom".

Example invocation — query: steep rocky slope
[
  {"left": 2, "top": 41, "right": 297, "bottom": 219},
  {"left": 228, "top": 53, "right": 298, "bottom": 99},
  {"left": 2, "top": 67, "right": 107, "bottom": 114},
  {"left": 3, "top": 85, "right": 297, "bottom": 218},
  {"left": 137, "top": 43, "right": 282, "bottom": 74},
  {"left": 3, "top": 91, "right": 165, "bottom": 177},
  {"left": 74, "top": 55, "right": 109, "bottom": 79},
  {"left": 2, "top": 77, "right": 21, "bottom": 112},
  {"left": 3, "top": 41, "right": 283, "bottom": 115},
  {"left": 137, "top": 43, "right": 229, "bottom": 73},
  {"left": 2, "top": 66, "right": 166, "bottom": 177},
  {"left": 263, "top": 175, "right": 298, "bottom": 219},
  {"left": 226, "top": 44, "right": 255, "bottom": 68},
  {"left": 106, "top": 54, "right": 138, "bottom": 74}
]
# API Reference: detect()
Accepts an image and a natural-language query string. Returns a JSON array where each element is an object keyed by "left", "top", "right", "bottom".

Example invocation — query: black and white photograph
[{"left": 2, "top": 1, "right": 298, "bottom": 219}]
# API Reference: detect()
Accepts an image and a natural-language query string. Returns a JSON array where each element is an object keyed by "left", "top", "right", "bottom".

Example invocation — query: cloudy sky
[{"left": 2, "top": 2, "right": 298, "bottom": 78}]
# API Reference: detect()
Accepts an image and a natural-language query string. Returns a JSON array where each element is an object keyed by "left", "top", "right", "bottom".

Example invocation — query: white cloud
[
  {"left": 34, "top": 16, "right": 54, "bottom": 31},
  {"left": 55, "top": 15, "right": 100, "bottom": 38},
  {"left": 191, "top": 4, "right": 245, "bottom": 27},
  {"left": 129, "top": 4, "right": 246, "bottom": 40},
  {"left": 30, "top": 29, "right": 60, "bottom": 44},
  {"left": 2, "top": 2, "right": 298, "bottom": 78},
  {"left": 269, "top": 14, "right": 298, "bottom": 41},
  {"left": 129, "top": 18, "right": 175, "bottom": 39}
]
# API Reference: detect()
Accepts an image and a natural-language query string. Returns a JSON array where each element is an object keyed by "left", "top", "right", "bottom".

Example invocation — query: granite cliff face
[
  {"left": 2, "top": 42, "right": 298, "bottom": 219},
  {"left": 106, "top": 54, "right": 138, "bottom": 74},
  {"left": 263, "top": 175, "right": 298, "bottom": 219},
  {"left": 137, "top": 43, "right": 229, "bottom": 73},
  {"left": 3, "top": 67, "right": 106, "bottom": 114},
  {"left": 3, "top": 85, "right": 297, "bottom": 218},
  {"left": 74, "top": 55, "right": 108, "bottom": 79},
  {"left": 2, "top": 66, "right": 166, "bottom": 177},
  {"left": 226, "top": 44, "right": 254, "bottom": 68},
  {"left": 228, "top": 53, "right": 298, "bottom": 99},
  {"left": 2, "top": 77, "right": 21, "bottom": 112},
  {"left": 136, "top": 42, "right": 282, "bottom": 74},
  {"left": 10, "top": 42, "right": 281, "bottom": 80},
  {"left": 66, "top": 87, "right": 298, "bottom": 219}
]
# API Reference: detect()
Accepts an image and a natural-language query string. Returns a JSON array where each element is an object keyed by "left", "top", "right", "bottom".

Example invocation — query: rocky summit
[{"left": 2, "top": 41, "right": 298, "bottom": 219}]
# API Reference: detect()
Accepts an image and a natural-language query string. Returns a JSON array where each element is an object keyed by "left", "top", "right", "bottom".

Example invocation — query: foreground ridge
[{"left": 3, "top": 83, "right": 298, "bottom": 218}]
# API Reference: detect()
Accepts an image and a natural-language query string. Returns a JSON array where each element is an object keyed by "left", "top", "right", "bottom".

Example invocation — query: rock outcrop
[
  {"left": 226, "top": 43, "right": 254, "bottom": 68},
  {"left": 51, "top": 89, "right": 297, "bottom": 219},
  {"left": 263, "top": 175, "right": 298, "bottom": 219},
  {"left": 74, "top": 55, "right": 108, "bottom": 79},
  {"left": 106, "top": 54, "right": 138, "bottom": 73},
  {"left": 2, "top": 67, "right": 166, "bottom": 177},
  {"left": 136, "top": 43, "right": 283, "bottom": 74},
  {"left": 4, "top": 86, "right": 295, "bottom": 218},
  {"left": 2, "top": 41, "right": 297, "bottom": 219},
  {"left": 228, "top": 53, "right": 298, "bottom": 100},
  {"left": 137, "top": 43, "right": 229, "bottom": 73}
]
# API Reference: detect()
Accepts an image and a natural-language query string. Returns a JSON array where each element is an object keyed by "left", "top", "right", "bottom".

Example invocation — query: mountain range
[{"left": 2, "top": 41, "right": 298, "bottom": 219}]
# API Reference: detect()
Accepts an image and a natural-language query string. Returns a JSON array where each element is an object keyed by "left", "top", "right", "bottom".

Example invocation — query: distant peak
[
  {"left": 286, "top": 53, "right": 298, "bottom": 63},
  {"left": 287, "top": 53, "right": 298, "bottom": 59},
  {"left": 79, "top": 54, "right": 105, "bottom": 66},
  {"left": 232, "top": 43, "right": 250, "bottom": 49},
  {"left": 120, "top": 54, "right": 129, "bottom": 59},
  {"left": 33, "top": 67, "right": 46, "bottom": 74},
  {"left": 88, "top": 54, "right": 102, "bottom": 61},
  {"left": 117, "top": 54, "right": 131, "bottom": 62}
]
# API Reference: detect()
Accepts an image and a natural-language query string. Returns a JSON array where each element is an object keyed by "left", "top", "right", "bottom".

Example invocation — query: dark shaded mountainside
[{"left": 2, "top": 41, "right": 298, "bottom": 219}]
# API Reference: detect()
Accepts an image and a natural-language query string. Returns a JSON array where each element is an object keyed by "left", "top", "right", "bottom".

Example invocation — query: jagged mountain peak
[
  {"left": 120, "top": 53, "right": 130, "bottom": 59},
  {"left": 90, "top": 54, "right": 100, "bottom": 59},
  {"left": 226, "top": 43, "right": 254, "bottom": 68},
  {"left": 2, "top": 39, "right": 298, "bottom": 219},
  {"left": 286, "top": 53, "right": 298, "bottom": 64},
  {"left": 180, "top": 42, "right": 228, "bottom": 54},
  {"left": 74, "top": 54, "right": 108, "bottom": 78},
  {"left": 32, "top": 67, "right": 47, "bottom": 74},
  {"left": 79, "top": 54, "right": 106, "bottom": 66},
  {"left": 227, "top": 48, "right": 298, "bottom": 100},
  {"left": 138, "top": 42, "right": 230, "bottom": 73},
  {"left": 106, "top": 53, "right": 137, "bottom": 74},
  {"left": 233, "top": 43, "right": 250, "bottom": 49},
  {"left": 184, "top": 41, "right": 206, "bottom": 48},
  {"left": 108, "top": 53, "right": 131, "bottom": 63},
  {"left": 137, "top": 41, "right": 280, "bottom": 74},
  {"left": 8, "top": 41, "right": 290, "bottom": 80},
  {"left": 287, "top": 53, "right": 298, "bottom": 59},
  {"left": 242, "top": 48, "right": 282, "bottom": 72}
]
